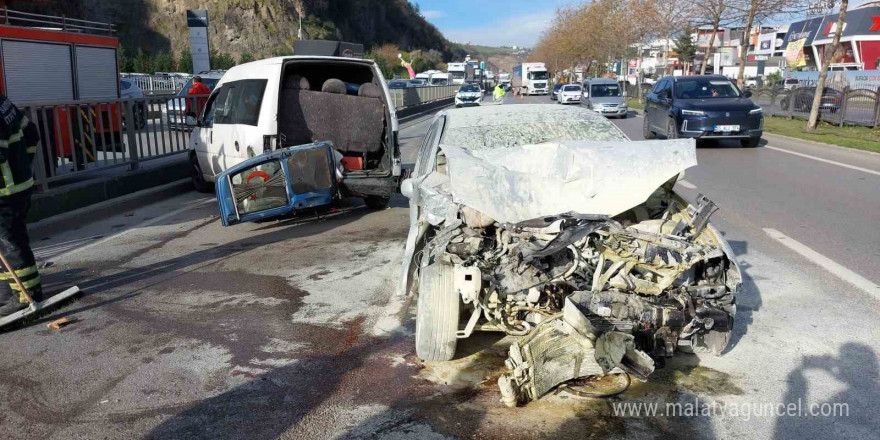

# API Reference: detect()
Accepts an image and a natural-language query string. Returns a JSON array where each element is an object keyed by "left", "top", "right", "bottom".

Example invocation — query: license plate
[
  {"left": 603, "top": 108, "right": 616, "bottom": 112},
  {"left": 714, "top": 125, "right": 739, "bottom": 132}
]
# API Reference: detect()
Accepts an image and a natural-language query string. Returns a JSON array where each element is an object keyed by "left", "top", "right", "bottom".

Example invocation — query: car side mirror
[
  {"left": 742, "top": 90, "right": 753, "bottom": 98},
  {"left": 185, "top": 115, "right": 199, "bottom": 127},
  {"left": 400, "top": 177, "right": 414, "bottom": 199}
]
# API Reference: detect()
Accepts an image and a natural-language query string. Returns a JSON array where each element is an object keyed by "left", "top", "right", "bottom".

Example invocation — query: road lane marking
[
  {"left": 677, "top": 180, "right": 697, "bottom": 189},
  {"left": 763, "top": 228, "right": 880, "bottom": 300},
  {"left": 764, "top": 145, "right": 880, "bottom": 177},
  {"left": 45, "top": 197, "right": 216, "bottom": 264}
]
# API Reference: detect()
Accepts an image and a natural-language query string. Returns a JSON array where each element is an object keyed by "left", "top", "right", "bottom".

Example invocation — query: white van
[{"left": 187, "top": 43, "right": 401, "bottom": 210}]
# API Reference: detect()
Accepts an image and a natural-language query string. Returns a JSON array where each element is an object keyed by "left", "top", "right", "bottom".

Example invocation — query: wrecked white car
[{"left": 400, "top": 105, "right": 741, "bottom": 406}]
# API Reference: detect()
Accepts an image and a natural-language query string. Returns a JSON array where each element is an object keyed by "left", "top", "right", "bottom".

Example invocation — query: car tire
[
  {"left": 415, "top": 263, "right": 460, "bottom": 361},
  {"left": 363, "top": 195, "right": 390, "bottom": 209},
  {"left": 741, "top": 137, "right": 760, "bottom": 148},
  {"left": 190, "top": 156, "right": 212, "bottom": 193},
  {"left": 642, "top": 113, "right": 656, "bottom": 139},
  {"left": 667, "top": 118, "right": 679, "bottom": 139}
]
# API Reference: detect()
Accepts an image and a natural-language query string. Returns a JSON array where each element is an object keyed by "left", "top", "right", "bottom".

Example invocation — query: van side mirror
[{"left": 400, "top": 178, "right": 414, "bottom": 198}]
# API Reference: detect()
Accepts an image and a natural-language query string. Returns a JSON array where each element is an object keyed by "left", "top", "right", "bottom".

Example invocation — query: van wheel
[
  {"left": 363, "top": 195, "right": 389, "bottom": 209},
  {"left": 190, "top": 156, "right": 212, "bottom": 193},
  {"left": 642, "top": 113, "right": 656, "bottom": 139},
  {"left": 415, "top": 263, "right": 460, "bottom": 361}
]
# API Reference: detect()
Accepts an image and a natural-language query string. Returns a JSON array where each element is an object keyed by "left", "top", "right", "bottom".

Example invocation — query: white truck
[
  {"left": 512, "top": 62, "right": 549, "bottom": 95},
  {"left": 447, "top": 62, "right": 467, "bottom": 85},
  {"left": 498, "top": 72, "right": 511, "bottom": 89}
]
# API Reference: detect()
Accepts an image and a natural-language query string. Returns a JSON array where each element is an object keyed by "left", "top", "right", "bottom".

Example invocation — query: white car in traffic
[
  {"left": 557, "top": 84, "right": 582, "bottom": 104},
  {"left": 454, "top": 83, "right": 483, "bottom": 107}
]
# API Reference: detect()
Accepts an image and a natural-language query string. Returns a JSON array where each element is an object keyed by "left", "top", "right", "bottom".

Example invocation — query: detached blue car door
[{"left": 215, "top": 141, "right": 337, "bottom": 226}]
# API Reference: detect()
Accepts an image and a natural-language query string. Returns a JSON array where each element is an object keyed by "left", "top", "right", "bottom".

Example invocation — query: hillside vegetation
[{"left": 9, "top": 0, "right": 461, "bottom": 68}]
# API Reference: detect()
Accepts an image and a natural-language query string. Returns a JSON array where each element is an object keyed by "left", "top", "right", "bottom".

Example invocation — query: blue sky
[
  {"left": 414, "top": 0, "right": 576, "bottom": 48},
  {"left": 417, "top": 0, "right": 878, "bottom": 48}
]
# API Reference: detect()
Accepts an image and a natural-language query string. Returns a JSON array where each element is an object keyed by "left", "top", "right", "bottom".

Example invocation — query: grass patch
[
  {"left": 627, "top": 98, "right": 644, "bottom": 111},
  {"left": 763, "top": 116, "right": 880, "bottom": 153}
]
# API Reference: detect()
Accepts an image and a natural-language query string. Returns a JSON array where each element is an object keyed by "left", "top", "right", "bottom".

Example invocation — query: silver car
[
  {"left": 581, "top": 78, "right": 628, "bottom": 118},
  {"left": 400, "top": 104, "right": 740, "bottom": 406}
]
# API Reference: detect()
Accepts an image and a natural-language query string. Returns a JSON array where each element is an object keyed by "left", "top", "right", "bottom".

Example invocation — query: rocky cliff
[{"left": 8, "top": 0, "right": 456, "bottom": 59}]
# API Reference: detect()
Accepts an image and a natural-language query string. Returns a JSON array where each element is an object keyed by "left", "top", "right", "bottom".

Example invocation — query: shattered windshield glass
[{"left": 440, "top": 121, "right": 627, "bottom": 150}]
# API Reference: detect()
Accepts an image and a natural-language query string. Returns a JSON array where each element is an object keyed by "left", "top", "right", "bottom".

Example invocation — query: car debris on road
[{"left": 401, "top": 105, "right": 741, "bottom": 407}]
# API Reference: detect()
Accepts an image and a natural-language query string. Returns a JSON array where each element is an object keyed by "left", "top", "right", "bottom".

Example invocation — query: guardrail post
[
  {"left": 874, "top": 86, "right": 880, "bottom": 129},
  {"left": 838, "top": 86, "right": 849, "bottom": 127},
  {"left": 123, "top": 100, "right": 140, "bottom": 170}
]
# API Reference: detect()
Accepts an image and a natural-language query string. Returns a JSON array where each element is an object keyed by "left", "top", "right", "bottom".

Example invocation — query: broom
[{"left": 0, "top": 250, "right": 80, "bottom": 330}]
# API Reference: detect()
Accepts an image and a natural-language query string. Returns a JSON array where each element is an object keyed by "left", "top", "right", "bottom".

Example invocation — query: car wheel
[
  {"left": 363, "top": 195, "right": 390, "bottom": 209},
  {"left": 642, "top": 113, "right": 656, "bottom": 139},
  {"left": 741, "top": 137, "right": 760, "bottom": 148},
  {"left": 667, "top": 118, "right": 679, "bottom": 139},
  {"left": 190, "top": 155, "right": 212, "bottom": 193},
  {"left": 415, "top": 263, "right": 460, "bottom": 361}
]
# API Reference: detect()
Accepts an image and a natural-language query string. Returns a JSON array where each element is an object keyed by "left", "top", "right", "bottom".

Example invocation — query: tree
[
  {"left": 693, "top": 0, "right": 737, "bottom": 75},
  {"left": 153, "top": 52, "right": 175, "bottom": 73},
  {"left": 730, "top": 0, "right": 810, "bottom": 86},
  {"left": 118, "top": 46, "right": 135, "bottom": 73},
  {"left": 806, "top": 0, "right": 847, "bottom": 132},
  {"left": 134, "top": 50, "right": 152, "bottom": 74},
  {"left": 210, "top": 50, "right": 236, "bottom": 70},
  {"left": 765, "top": 70, "right": 782, "bottom": 87},
  {"left": 674, "top": 33, "right": 697, "bottom": 74},
  {"left": 239, "top": 52, "right": 255, "bottom": 64},
  {"left": 644, "top": 0, "right": 697, "bottom": 77},
  {"left": 179, "top": 49, "right": 193, "bottom": 74}
]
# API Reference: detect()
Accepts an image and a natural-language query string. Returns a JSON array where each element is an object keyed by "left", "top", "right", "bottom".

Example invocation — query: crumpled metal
[{"left": 440, "top": 139, "right": 697, "bottom": 224}]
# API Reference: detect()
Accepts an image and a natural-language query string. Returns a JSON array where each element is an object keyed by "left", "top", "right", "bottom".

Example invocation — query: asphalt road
[{"left": 2, "top": 94, "right": 878, "bottom": 440}]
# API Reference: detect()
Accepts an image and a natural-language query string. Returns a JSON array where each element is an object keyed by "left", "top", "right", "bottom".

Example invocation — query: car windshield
[
  {"left": 440, "top": 120, "right": 627, "bottom": 150},
  {"left": 459, "top": 84, "right": 480, "bottom": 93},
  {"left": 176, "top": 77, "right": 219, "bottom": 96},
  {"left": 388, "top": 80, "right": 407, "bottom": 88},
  {"left": 563, "top": 85, "right": 581, "bottom": 92},
  {"left": 675, "top": 79, "right": 740, "bottom": 99},
  {"left": 120, "top": 80, "right": 132, "bottom": 90},
  {"left": 450, "top": 71, "right": 465, "bottom": 79},
  {"left": 410, "top": 79, "right": 427, "bottom": 86},
  {"left": 553, "top": 84, "right": 564, "bottom": 91},
  {"left": 431, "top": 78, "right": 448, "bottom": 85},
  {"left": 591, "top": 84, "right": 620, "bottom": 97},
  {"left": 528, "top": 71, "right": 549, "bottom": 80}
]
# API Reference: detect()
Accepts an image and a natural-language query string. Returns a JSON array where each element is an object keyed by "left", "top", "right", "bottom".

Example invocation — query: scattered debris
[{"left": 46, "top": 317, "right": 72, "bottom": 330}]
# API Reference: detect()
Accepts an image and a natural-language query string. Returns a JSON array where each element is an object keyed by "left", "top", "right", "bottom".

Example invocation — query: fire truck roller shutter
[
  {"left": 75, "top": 46, "right": 119, "bottom": 99},
  {"left": 1, "top": 40, "right": 74, "bottom": 103}
]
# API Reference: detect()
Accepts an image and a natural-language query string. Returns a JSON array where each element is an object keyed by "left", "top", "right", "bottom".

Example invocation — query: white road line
[
  {"left": 764, "top": 145, "right": 880, "bottom": 177},
  {"left": 763, "top": 228, "right": 880, "bottom": 300},
  {"left": 46, "top": 197, "right": 216, "bottom": 264},
  {"left": 677, "top": 179, "right": 697, "bottom": 189}
]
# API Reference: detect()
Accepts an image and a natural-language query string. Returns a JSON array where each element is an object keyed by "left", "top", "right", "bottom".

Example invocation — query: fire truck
[{"left": 0, "top": 8, "right": 121, "bottom": 166}]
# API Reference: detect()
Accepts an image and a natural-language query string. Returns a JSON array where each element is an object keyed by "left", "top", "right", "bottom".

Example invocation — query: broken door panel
[{"left": 215, "top": 141, "right": 336, "bottom": 226}]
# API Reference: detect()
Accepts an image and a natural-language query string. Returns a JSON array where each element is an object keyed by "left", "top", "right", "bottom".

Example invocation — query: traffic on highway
[{"left": 1, "top": 3, "right": 879, "bottom": 440}]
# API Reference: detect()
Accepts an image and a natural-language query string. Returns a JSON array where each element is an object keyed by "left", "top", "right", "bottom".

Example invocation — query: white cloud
[
  {"left": 421, "top": 10, "right": 447, "bottom": 19},
  {"left": 441, "top": 10, "right": 555, "bottom": 48}
]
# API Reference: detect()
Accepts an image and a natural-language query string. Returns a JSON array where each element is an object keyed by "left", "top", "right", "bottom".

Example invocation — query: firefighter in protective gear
[{"left": 0, "top": 94, "right": 42, "bottom": 316}]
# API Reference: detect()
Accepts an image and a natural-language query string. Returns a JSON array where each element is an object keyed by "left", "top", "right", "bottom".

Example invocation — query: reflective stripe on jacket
[{"left": 0, "top": 95, "right": 39, "bottom": 197}]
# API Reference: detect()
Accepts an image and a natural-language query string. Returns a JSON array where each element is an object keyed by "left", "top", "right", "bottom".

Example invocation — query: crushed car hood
[{"left": 439, "top": 139, "right": 697, "bottom": 224}]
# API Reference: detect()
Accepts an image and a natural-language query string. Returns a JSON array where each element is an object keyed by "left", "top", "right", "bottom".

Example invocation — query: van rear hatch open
[{"left": 277, "top": 58, "right": 398, "bottom": 198}]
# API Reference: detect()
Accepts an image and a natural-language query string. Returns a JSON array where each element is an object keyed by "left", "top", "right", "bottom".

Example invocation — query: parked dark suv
[{"left": 643, "top": 75, "right": 763, "bottom": 148}]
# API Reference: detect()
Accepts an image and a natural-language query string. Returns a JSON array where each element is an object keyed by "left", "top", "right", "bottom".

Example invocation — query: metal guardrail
[
  {"left": 752, "top": 85, "right": 880, "bottom": 128},
  {"left": 0, "top": 8, "right": 115, "bottom": 35},
  {"left": 389, "top": 85, "right": 459, "bottom": 109},
  {"left": 18, "top": 87, "right": 457, "bottom": 192},
  {"left": 19, "top": 95, "right": 207, "bottom": 191},
  {"left": 122, "top": 74, "right": 190, "bottom": 96}
]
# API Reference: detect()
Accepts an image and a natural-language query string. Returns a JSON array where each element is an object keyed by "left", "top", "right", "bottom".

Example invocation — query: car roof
[
  {"left": 670, "top": 75, "right": 729, "bottom": 82},
  {"left": 442, "top": 104, "right": 617, "bottom": 130},
  {"left": 585, "top": 78, "right": 617, "bottom": 84}
]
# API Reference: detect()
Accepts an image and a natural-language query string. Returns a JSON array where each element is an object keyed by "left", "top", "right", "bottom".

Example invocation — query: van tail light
[{"left": 263, "top": 135, "right": 278, "bottom": 152}]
